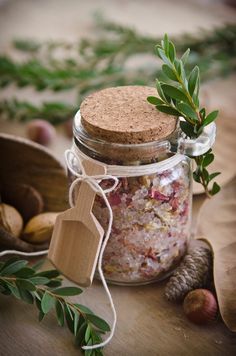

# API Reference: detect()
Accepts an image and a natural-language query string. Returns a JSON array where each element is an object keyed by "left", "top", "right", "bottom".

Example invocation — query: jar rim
[
  {"left": 74, "top": 109, "right": 179, "bottom": 151},
  {"left": 71, "top": 142, "right": 188, "bottom": 176}
]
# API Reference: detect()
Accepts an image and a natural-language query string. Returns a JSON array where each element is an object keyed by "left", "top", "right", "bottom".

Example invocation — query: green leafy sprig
[
  {"left": 0, "top": 99, "right": 76, "bottom": 125},
  {"left": 0, "top": 258, "right": 109, "bottom": 356},
  {"left": 147, "top": 34, "right": 220, "bottom": 197},
  {"left": 0, "top": 22, "right": 235, "bottom": 125}
]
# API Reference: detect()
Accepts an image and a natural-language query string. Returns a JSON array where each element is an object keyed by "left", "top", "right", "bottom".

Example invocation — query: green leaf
[
  {"left": 64, "top": 304, "right": 74, "bottom": 333},
  {"left": 156, "top": 104, "right": 180, "bottom": 116},
  {"left": 181, "top": 48, "right": 190, "bottom": 65},
  {"left": 161, "top": 84, "right": 188, "bottom": 102},
  {"left": 202, "top": 153, "right": 214, "bottom": 167},
  {"left": 55, "top": 300, "right": 64, "bottom": 327},
  {"left": 179, "top": 60, "right": 187, "bottom": 85},
  {"left": 203, "top": 110, "right": 218, "bottom": 127},
  {"left": 162, "top": 64, "right": 178, "bottom": 81},
  {"left": 202, "top": 168, "right": 209, "bottom": 181},
  {"left": 200, "top": 108, "right": 206, "bottom": 120},
  {"left": 163, "top": 34, "right": 169, "bottom": 53},
  {"left": 211, "top": 182, "right": 221, "bottom": 195},
  {"left": 77, "top": 313, "right": 85, "bottom": 331},
  {"left": 4, "top": 281, "right": 21, "bottom": 299},
  {"left": 41, "top": 292, "right": 55, "bottom": 313},
  {"left": 14, "top": 267, "right": 35, "bottom": 278},
  {"left": 0, "top": 257, "right": 19, "bottom": 269},
  {"left": 74, "top": 304, "right": 94, "bottom": 315},
  {"left": 168, "top": 41, "right": 176, "bottom": 62},
  {"left": 192, "top": 93, "right": 199, "bottom": 108},
  {"left": 52, "top": 287, "right": 83, "bottom": 296},
  {"left": 30, "top": 277, "right": 50, "bottom": 285},
  {"left": 35, "top": 297, "right": 42, "bottom": 311},
  {"left": 188, "top": 66, "right": 199, "bottom": 96},
  {"left": 180, "top": 120, "right": 195, "bottom": 138},
  {"left": 193, "top": 171, "right": 201, "bottom": 183},
  {"left": 209, "top": 172, "right": 221, "bottom": 182},
  {"left": 173, "top": 58, "right": 180, "bottom": 74},
  {"left": 0, "top": 257, "right": 19, "bottom": 271},
  {"left": 35, "top": 269, "right": 60, "bottom": 279},
  {"left": 75, "top": 322, "right": 87, "bottom": 347},
  {"left": 0, "top": 260, "right": 28, "bottom": 276},
  {"left": 91, "top": 332, "right": 102, "bottom": 345},
  {"left": 177, "top": 102, "right": 198, "bottom": 121},
  {"left": 16, "top": 279, "right": 36, "bottom": 291},
  {"left": 67, "top": 304, "right": 74, "bottom": 318},
  {"left": 156, "top": 80, "right": 166, "bottom": 101},
  {"left": 85, "top": 324, "right": 91, "bottom": 343},
  {"left": 74, "top": 310, "right": 80, "bottom": 335},
  {"left": 195, "top": 75, "right": 200, "bottom": 97},
  {"left": 155, "top": 47, "right": 171, "bottom": 65},
  {"left": 18, "top": 288, "right": 34, "bottom": 304},
  {"left": 46, "top": 279, "right": 62, "bottom": 288},
  {"left": 147, "top": 96, "right": 163, "bottom": 106},
  {"left": 86, "top": 314, "right": 110, "bottom": 332}
]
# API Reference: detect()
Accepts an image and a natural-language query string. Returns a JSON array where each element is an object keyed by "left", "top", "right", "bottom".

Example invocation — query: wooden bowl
[{"left": 0, "top": 133, "right": 68, "bottom": 258}]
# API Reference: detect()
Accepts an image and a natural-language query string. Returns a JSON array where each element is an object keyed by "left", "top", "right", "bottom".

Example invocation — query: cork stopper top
[{"left": 80, "top": 86, "right": 177, "bottom": 144}]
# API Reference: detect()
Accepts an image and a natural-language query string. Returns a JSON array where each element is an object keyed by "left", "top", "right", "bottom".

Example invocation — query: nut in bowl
[{"left": 0, "top": 133, "right": 68, "bottom": 259}]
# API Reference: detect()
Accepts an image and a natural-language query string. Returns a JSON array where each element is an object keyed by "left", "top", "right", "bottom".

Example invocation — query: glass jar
[{"left": 68, "top": 88, "right": 215, "bottom": 286}]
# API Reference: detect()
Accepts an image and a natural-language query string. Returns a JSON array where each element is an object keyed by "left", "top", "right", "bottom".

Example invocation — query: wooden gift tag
[{"left": 48, "top": 159, "right": 106, "bottom": 287}]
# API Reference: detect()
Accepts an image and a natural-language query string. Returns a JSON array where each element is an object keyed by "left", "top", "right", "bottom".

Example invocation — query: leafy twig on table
[{"left": 0, "top": 258, "right": 108, "bottom": 356}]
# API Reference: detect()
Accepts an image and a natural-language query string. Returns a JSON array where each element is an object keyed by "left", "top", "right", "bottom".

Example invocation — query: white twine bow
[
  {"left": 65, "top": 149, "right": 119, "bottom": 208},
  {"left": 64, "top": 149, "right": 119, "bottom": 351}
]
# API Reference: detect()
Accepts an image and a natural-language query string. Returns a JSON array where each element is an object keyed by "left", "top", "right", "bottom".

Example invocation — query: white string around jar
[
  {"left": 65, "top": 149, "right": 119, "bottom": 351},
  {"left": 0, "top": 249, "right": 49, "bottom": 257},
  {"left": 65, "top": 144, "right": 185, "bottom": 351}
]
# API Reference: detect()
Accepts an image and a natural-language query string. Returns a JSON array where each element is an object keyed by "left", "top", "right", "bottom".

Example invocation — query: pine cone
[{"left": 165, "top": 246, "right": 213, "bottom": 302}]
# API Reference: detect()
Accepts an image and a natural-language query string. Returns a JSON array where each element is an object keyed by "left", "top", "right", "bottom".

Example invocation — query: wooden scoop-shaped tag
[{"left": 48, "top": 160, "right": 106, "bottom": 287}]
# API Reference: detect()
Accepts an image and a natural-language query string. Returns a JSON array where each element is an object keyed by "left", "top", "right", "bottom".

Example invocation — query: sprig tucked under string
[
  {"left": 147, "top": 34, "right": 221, "bottom": 197},
  {"left": 0, "top": 258, "right": 109, "bottom": 356}
]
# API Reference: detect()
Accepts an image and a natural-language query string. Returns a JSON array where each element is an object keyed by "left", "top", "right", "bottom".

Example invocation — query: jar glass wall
[{"left": 68, "top": 112, "right": 192, "bottom": 285}]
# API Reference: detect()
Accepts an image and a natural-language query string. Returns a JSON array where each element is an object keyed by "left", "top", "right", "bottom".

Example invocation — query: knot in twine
[
  {"left": 65, "top": 150, "right": 119, "bottom": 208},
  {"left": 65, "top": 149, "right": 119, "bottom": 351}
]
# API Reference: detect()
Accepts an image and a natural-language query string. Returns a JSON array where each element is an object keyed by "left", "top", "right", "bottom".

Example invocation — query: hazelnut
[
  {"left": 183, "top": 289, "right": 218, "bottom": 325},
  {"left": 26, "top": 119, "right": 56, "bottom": 146}
]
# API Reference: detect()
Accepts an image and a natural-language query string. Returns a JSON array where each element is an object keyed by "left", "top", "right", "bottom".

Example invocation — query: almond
[{"left": 22, "top": 212, "right": 59, "bottom": 244}]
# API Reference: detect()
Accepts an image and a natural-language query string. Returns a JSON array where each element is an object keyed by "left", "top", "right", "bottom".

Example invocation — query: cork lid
[{"left": 80, "top": 86, "right": 177, "bottom": 144}]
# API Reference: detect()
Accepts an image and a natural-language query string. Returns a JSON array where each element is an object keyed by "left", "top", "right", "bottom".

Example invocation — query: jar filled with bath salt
[{"left": 68, "top": 86, "right": 216, "bottom": 285}]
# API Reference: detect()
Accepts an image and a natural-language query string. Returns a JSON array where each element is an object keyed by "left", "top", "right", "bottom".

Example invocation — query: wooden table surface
[
  {"left": 0, "top": 225, "right": 236, "bottom": 356},
  {"left": 0, "top": 0, "right": 236, "bottom": 355}
]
